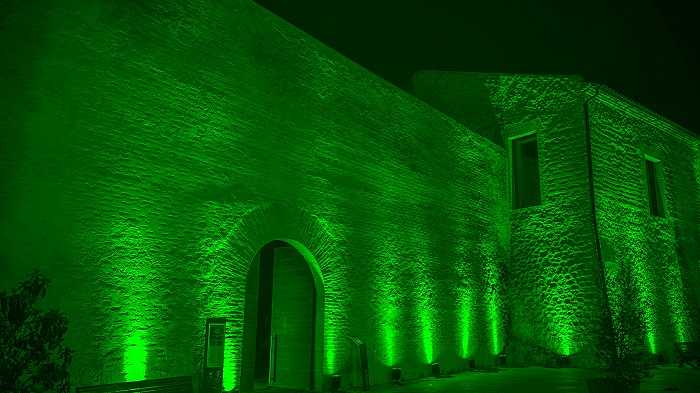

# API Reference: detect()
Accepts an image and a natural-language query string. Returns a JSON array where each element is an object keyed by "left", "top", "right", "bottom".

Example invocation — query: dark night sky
[{"left": 254, "top": 0, "right": 699, "bottom": 133}]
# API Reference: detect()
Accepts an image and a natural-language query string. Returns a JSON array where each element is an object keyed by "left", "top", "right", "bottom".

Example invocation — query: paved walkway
[
  {"left": 639, "top": 366, "right": 700, "bottom": 393},
  {"left": 249, "top": 367, "right": 699, "bottom": 393},
  {"left": 363, "top": 367, "right": 699, "bottom": 393}
]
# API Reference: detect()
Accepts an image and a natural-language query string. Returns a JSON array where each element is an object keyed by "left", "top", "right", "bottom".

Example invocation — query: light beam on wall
[
  {"left": 374, "top": 236, "right": 402, "bottom": 366},
  {"left": 196, "top": 201, "right": 247, "bottom": 391},
  {"left": 107, "top": 216, "right": 160, "bottom": 382},
  {"left": 481, "top": 241, "right": 502, "bottom": 355},
  {"left": 663, "top": 249, "right": 691, "bottom": 344},
  {"left": 457, "top": 285, "right": 473, "bottom": 358},
  {"left": 630, "top": 241, "right": 659, "bottom": 354},
  {"left": 412, "top": 238, "right": 436, "bottom": 365},
  {"left": 453, "top": 238, "right": 475, "bottom": 360},
  {"left": 307, "top": 215, "right": 348, "bottom": 376},
  {"left": 124, "top": 330, "right": 147, "bottom": 381},
  {"left": 223, "top": 325, "right": 237, "bottom": 391}
]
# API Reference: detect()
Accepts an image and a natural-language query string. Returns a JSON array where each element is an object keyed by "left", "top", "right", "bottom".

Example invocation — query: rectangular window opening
[
  {"left": 511, "top": 134, "right": 541, "bottom": 209},
  {"left": 645, "top": 158, "right": 665, "bottom": 217}
]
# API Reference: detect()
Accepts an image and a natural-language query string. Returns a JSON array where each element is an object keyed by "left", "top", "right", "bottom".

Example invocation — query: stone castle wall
[
  {"left": 0, "top": 0, "right": 508, "bottom": 389},
  {"left": 413, "top": 72, "right": 607, "bottom": 366},
  {"left": 588, "top": 91, "right": 700, "bottom": 358}
]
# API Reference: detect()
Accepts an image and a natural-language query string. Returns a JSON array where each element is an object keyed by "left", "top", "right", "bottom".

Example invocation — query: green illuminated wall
[
  {"left": 587, "top": 87, "right": 700, "bottom": 357},
  {"left": 413, "top": 72, "right": 608, "bottom": 366},
  {"left": 413, "top": 72, "right": 700, "bottom": 366},
  {"left": 414, "top": 71, "right": 700, "bottom": 364},
  {"left": 3, "top": 0, "right": 696, "bottom": 388},
  {"left": 0, "top": 0, "right": 508, "bottom": 390},
  {"left": 484, "top": 75, "right": 607, "bottom": 364}
]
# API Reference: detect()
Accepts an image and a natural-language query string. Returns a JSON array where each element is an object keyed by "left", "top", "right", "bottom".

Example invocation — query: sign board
[{"left": 206, "top": 319, "right": 226, "bottom": 368}]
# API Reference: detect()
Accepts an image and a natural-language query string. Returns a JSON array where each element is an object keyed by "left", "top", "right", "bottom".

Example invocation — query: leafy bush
[
  {"left": 0, "top": 270, "right": 72, "bottom": 393},
  {"left": 602, "top": 259, "right": 653, "bottom": 386}
]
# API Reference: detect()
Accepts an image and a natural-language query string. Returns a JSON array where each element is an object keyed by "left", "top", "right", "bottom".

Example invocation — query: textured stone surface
[
  {"left": 413, "top": 73, "right": 607, "bottom": 366},
  {"left": 589, "top": 90, "right": 700, "bottom": 357},
  {"left": 413, "top": 72, "right": 700, "bottom": 365},
  {"left": 485, "top": 75, "right": 606, "bottom": 366},
  {"left": 3, "top": 0, "right": 698, "bottom": 389},
  {"left": 0, "top": 0, "right": 508, "bottom": 390}
]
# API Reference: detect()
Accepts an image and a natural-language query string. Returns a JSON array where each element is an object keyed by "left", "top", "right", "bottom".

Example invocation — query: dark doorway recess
[
  {"left": 241, "top": 240, "right": 320, "bottom": 392},
  {"left": 253, "top": 240, "right": 278, "bottom": 382}
]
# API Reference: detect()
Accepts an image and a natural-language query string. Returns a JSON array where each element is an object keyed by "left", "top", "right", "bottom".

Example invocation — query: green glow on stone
[
  {"left": 589, "top": 97, "right": 699, "bottom": 358},
  {"left": 489, "top": 316, "right": 500, "bottom": 355},
  {"left": 605, "top": 224, "right": 658, "bottom": 355},
  {"left": 631, "top": 248, "right": 658, "bottom": 354},
  {"left": 381, "top": 307, "right": 399, "bottom": 366},
  {"left": 457, "top": 287, "right": 473, "bottom": 358},
  {"left": 374, "top": 238, "right": 401, "bottom": 366},
  {"left": 418, "top": 290, "right": 435, "bottom": 364},
  {"left": 124, "top": 330, "right": 147, "bottom": 381},
  {"left": 308, "top": 215, "right": 348, "bottom": 376},
  {"left": 196, "top": 202, "right": 248, "bottom": 391},
  {"left": 664, "top": 253, "right": 691, "bottom": 343},
  {"left": 8, "top": 1, "right": 700, "bottom": 382},
  {"left": 222, "top": 331, "right": 236, "bottom": 391},
  {"left": 550, "top": 304, "right": 575, "bottom": 356},
  {"left": 559, "top": 335, "right": 572, "bottom": 357},
  {"left": 648, "top": 336, "right": 657, "bottom": 355},
  {"left": 487, "top": 296, "right": 500, "bottom": 356},
  {"left": 324, "top": 335, "right": 336, "bottom": 375},
  {"left": 413, "top": 247, "right": 436, "bottom": 364},
  {"left": 107, "top": 217, "right": 160, "bottom": 382},
  {"left": 481, "top": 241, "right": 502, "bottom": 355}
]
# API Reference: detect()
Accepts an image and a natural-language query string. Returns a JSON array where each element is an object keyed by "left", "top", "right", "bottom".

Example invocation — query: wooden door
[{"left": 269, "top": 246, "right": 315, "bottom": 390}]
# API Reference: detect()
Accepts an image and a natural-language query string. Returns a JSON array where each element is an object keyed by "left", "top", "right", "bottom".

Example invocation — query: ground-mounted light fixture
[
  {"left": 556, "top": 354, "right": 572, "bottom": 368},
  {"left": 390, "top": 367, "right": 402, "bottom": 384},
  {"left": 497, "top": 352, "right": 507, "bottom": 367},
  {"left": 431, "top": 362, "right": 441, "bottom": 377},
  {"left": 329, "top": 374, "right": 342, "bottom": 392},
  {"left": 655, "top": 353, "right": 665, "bottom": 365}
]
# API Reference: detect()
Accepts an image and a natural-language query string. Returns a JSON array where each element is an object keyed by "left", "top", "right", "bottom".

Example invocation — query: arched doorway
[{"left": 240, "top": 240, "right": 324, "bottom": 392}]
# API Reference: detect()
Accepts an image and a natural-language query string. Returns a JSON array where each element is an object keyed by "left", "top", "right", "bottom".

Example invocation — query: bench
[
  {"left": 675, "top": 341, "right": 700, "bottom": 368},
  {"left": 75, "top": 375, "right": 193, "bottom": 393}
]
